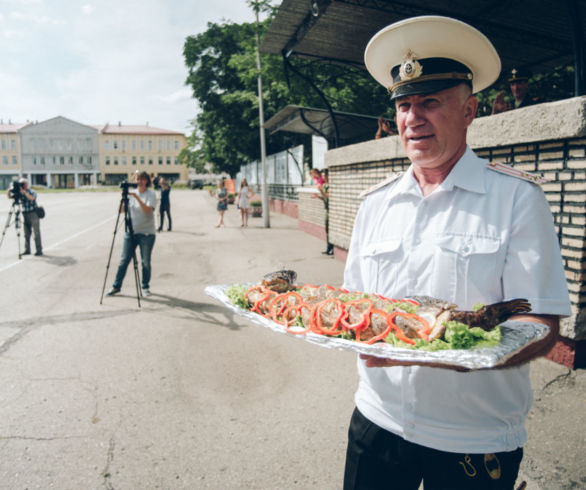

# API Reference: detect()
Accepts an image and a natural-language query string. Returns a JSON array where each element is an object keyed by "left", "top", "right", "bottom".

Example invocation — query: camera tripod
[
  {"left": 0, "top": 196, "right": 24, "bottom": 259},
  {"left": 100, "top": 187, "right": 142, "bottom": 307}
]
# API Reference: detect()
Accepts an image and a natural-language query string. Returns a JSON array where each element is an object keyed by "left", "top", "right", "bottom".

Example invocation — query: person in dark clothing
[
  {"left": 492, "top": 67, "right": 539, "bottom": 114},
  {"left": 5, "top": 178, "right": 43, "bottom": 256},
  {"left": 158, "top": 177, "right": 172, "bottom": 232}
]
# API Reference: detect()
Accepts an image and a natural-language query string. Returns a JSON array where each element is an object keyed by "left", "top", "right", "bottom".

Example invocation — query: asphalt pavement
[{"left": 0, "top": 189, "right": 583, "bottom": 490}]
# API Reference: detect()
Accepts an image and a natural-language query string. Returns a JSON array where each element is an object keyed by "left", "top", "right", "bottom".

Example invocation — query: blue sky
[{"left": 0, "top": 0, "right": 259, "bottom": 134}]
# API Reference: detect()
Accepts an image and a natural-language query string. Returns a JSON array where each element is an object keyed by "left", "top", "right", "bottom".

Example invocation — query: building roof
[
  {"left": 260, "top": 0, "right": 586, "bottom": 94},
  {"left": 98, "top": 123, "right": 185, "bottom": 136},
  {"left": 0, "top": 122, "right": 31, "bottom": 133}
]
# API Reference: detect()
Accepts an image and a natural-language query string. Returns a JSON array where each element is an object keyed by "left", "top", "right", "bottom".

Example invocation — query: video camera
[
  {"left": 8, "top": 181, "right": 22, "bottom": 202},
  {"left": 119, "top": 181, "right": 138, "bottom": 197}
]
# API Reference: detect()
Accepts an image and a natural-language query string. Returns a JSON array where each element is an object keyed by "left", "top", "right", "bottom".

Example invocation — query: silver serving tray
[{"left": 205, "top": 284, "right": 549, "bottom": 370}]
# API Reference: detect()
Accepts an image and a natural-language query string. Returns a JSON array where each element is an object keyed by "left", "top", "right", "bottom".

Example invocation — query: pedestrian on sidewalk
[
  {"left": 215, "top": 180, "right": 228, "bottom": 228},
  {"left": 342, "top": 16, "right": 571, "bottom": 490},
  {"left": 107, "top": 171, "right": 157, "bottom": 297},
  {"left": 312, "top": 169, "right": 333, "bottom": 255},
  {"left": 237, "top": 178, "right": 253, "bottom": 227},
  {"left": 158, "top": 177, "right": 172, "bottom": 232}
]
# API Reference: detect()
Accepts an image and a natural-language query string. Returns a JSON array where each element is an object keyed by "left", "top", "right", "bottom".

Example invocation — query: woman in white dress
[{"left": 237, "top": 178, "right": 253, "bottom": 227}]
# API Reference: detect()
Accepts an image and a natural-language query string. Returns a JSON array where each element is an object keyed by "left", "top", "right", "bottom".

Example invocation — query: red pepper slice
[
  {"left": 340, "top": 298, "right": 373, "bottom": 332},
  {"left": 393, "top": 311, "right": 431, "bottom": 340},
  {"left": 254, "top": 291, "right": 277, "bottom": 316},
  {"left": 283, "top": 303, "right": 312, "bottom": 334},
  {"left": 251, "top": 291, "right": 272, "bottom": 314},
  {"left": 386, "top": 312, "right": 417, "bottom": 345},
  {"left": 315, "top": 298, "right": 345, "bottom": 335},
  {"left": 244, "top": 285, "right": 267, "bottom": 307},
  {"left": 362, "top": 309, "right": 394, "bottom": 344},
  {"left": 270, "top": 292, "right": 304, "bottom": 322}
]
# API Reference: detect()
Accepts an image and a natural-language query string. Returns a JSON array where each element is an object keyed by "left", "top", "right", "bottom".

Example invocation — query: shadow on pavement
[
  {"left": 141, "top": 292, "right": 243, "bottom": 331},
  {"left": 35, "top": 254, "right": 77, "bottom": 267}
]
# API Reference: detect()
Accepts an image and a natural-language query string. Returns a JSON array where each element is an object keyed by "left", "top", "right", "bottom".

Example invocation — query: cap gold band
[{"left": 388, "top": 72, "right": 473, "bottom": 94}]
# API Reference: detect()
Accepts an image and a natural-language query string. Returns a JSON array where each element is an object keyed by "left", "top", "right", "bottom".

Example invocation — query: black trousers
[
  {"left": 344, "top": 408, "right": 523, "bottom": 490},
  {"left": 159, "top": 204, "right": 171, "bottom": 230}
]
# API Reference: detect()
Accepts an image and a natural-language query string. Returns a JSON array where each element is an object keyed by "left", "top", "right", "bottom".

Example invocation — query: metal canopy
[
  {"left": 264, "top": 105, "right": 381, "bottom": 145},
  {"left": 260, "top": 0, "right": 585, "bottom": 94}
]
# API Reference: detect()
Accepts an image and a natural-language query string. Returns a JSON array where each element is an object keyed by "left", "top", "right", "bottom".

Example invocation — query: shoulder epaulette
[
  {"left": 359, "top": 172, "right": 404, "bottom": 198},
  {"left": 487, "top": 161, "right": 548, "bottom": 184}
]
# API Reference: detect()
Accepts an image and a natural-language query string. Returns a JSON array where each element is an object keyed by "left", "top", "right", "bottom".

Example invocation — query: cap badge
[{"left": 399, "top": 52, "right": 423, "bottom": 81}]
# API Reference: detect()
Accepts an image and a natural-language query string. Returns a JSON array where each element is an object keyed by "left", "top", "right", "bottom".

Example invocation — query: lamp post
[{"left": 255, "top": 5, "right": 270, "bottom": 228}]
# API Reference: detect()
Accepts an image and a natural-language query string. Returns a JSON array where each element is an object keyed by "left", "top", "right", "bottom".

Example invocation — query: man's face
[
  {"left": 510, "top": 80, "right": 529, "bottom": 100},
  {"left": 394, "top": 84, "right": 477, "bottom": 171}
]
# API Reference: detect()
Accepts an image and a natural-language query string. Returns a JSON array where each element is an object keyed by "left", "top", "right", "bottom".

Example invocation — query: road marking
[{"left": 0, "top": 215, "right": 116, "bottom": 273}]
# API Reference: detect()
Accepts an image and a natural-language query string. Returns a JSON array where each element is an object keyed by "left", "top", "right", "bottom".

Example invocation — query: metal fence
[{"left": 237, "top": 145, "right": 305, "bottom": 201}]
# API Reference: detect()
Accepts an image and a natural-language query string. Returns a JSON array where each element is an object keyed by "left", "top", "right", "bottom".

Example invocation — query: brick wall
[
  {"left": 297, "top": 187, "right": 326, "bottom": 240},
  {"left": 323, "top": 97, "right": 586, "bottom": 367}
]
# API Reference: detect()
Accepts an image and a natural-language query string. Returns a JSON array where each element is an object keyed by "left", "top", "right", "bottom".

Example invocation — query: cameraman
[
  {"left": 5, "top": 178, "right": 43, "bottom": 256},
  {"left": 107, "top": 171, "right": 157, "bottom": 297}
]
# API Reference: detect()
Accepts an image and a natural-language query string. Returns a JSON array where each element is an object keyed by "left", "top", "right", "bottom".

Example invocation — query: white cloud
[{"left": 0, "top": 0, "right": 258, "bottom": 134}]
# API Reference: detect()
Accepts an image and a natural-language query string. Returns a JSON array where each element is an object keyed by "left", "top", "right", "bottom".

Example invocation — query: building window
[
  {"left": 167, "top": 140, "right": 171, "bottom": 150},
  {"left": 122, "top": 140, "right": 126, "bottom": 151},
  {"left": 106, "top": 157, "right": 110, "bottom": 165},
  {"left": 166, "top": 157, "right": 171, "bottom": 165},
  {"left": 131, "top": 140, "right": 136, "bottom": 150},
  {"left": 79, "top": 156, "right": 83, "bottom": 164},
  {"left": 41, "top": 156, "right": 46, "bottom": 165},
  {"left": 114, "top": 157, "right": 119, "bottom": 165},
  {"left": 157, "top": 140, "right": 163, "bottom": 151},
  {"left": 148, "top": 140, "right": 153, "bottom": 150},
  {"left": 132, "top": 157, "right": 137, "bottom": 165},
  {"left": 104, "top": 140, "right": 110, "bottom": 150},
  {"left": 140, "top": 140, "right": 144, "bottom": 150},
  {"left": 148, "top": 158, "right": 153, "bottom": 165},
  {"left": 88, "top": 156, "right": 92, "bottom": 164},
  {"left": 113, "top": 140, "right": 118, "bottom": 150},
  {"left": 53, "top": 156, "right": 56, "bottom": 165},
  {"left": 174, "top": 140, "right": 179, "bottom": 150},
  {"left": 12, "top": 156, "right": 17, "bottom": 165},
  {"left": 60, "top": 156, "right": 65, "bottom": 165},
  {"left": 122, "top": 156, "right": 127, "bottom": 165},
  {"left": 10, "top": 139, "right": 16, "bottom": 150},
  {"left": 140, "top": 156, "right": 145, "bottom": 165},
  {"left": 69, "top": 156, "right": 73, "bottom": 164},
  {"left": 33, "top": 157, "right": 37, "bottom": 165},
  {"left": 158, "top": 157, "right": 163, "bottom": 165},
  {"left": 1, "top": 139, "right": 5, "bottom": 150}
]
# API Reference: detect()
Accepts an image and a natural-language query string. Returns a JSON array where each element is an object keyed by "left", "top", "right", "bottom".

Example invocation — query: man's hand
[{"left": 492, "top": 91, "right": 511, "bottom": 114}]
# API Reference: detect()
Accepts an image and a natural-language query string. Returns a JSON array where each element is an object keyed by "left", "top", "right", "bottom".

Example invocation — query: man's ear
[{"left": 464, "top": 95, "right": 478, "bottom": 125}]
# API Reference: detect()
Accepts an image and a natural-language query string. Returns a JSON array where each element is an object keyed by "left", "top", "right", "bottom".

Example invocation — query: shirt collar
[{"left": 383, "top": 146, "right": 486, "bottom": 201}]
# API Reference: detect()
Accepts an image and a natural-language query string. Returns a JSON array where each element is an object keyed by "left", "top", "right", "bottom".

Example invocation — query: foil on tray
[{"left": 205, "top": 284, "right": 549, "bottom": 370}]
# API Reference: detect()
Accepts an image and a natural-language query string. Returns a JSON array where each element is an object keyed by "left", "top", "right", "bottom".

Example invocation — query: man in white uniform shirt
[{"left": 342, "top": 16, "right": 571, "bottom": 490}]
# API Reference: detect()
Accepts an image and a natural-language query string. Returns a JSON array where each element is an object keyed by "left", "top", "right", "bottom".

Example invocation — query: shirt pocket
[
  {"left": 359, "top": 239, "right": 403, "bottom": 294},
  {"left": 429, "top": 234, "right": 503, "bottom": 305}
]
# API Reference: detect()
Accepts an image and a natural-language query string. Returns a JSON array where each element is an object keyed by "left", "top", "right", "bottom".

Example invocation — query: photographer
[
  {"left": 107, "top": 171, "right": 157, "bottom": 297},
  {"left": 5, "top": 178, "right": 42, "bottom": 256}
]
